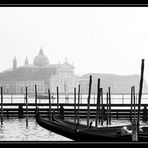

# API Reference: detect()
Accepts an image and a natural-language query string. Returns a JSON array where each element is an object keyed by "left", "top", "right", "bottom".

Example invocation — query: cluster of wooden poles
[
  {"left": 0, "top": 75, "right": 112, "bottom": 128},
  {"left": 130, "top": 59, "right": 145, "bottom": 141},
  {"left": 41, "top": 75, "right": 112, "bottom": 128},
  {"left": 83, "top": 75, "right": 112, "bottom": 127}
]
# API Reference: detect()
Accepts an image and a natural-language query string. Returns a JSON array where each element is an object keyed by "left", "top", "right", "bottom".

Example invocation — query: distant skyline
[{"left": 0, "top": 7, "right": 148, "bottom": 82}]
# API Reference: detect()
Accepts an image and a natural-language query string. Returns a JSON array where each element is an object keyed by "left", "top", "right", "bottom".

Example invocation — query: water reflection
[
  {"left": 0, "top": 118, "right": 72, "bottom": 141},
  {"left": 0, "top": 117, "right": 147, "bottom": 141}
]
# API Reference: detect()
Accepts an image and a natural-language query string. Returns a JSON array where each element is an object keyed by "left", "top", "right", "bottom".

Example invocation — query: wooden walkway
[{"left": 0, "top": 103, "right": 147, "bottom": 120}]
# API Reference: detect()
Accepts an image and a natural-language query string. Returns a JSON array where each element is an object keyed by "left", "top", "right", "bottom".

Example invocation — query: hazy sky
[{"left": 0, "top": 7, "right": 148, "bottom": 82}]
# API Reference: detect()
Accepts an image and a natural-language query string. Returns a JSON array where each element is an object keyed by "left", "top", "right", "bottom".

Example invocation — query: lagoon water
[
  {"left": 0, "top": 117, "right": 144, "bottom": 142},
  {"left": 0, "top": 117, "right": 72, "bottom": 142}
]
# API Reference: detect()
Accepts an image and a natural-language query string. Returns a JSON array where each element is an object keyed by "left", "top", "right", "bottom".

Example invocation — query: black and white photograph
[{"left": 0, "top": 4, "right": 148, "bottom": 143}]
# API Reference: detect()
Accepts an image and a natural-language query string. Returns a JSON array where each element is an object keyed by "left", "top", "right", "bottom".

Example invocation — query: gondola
[
  {"left": 35, "top": 108, "right": 148, "bottom": 142},
  {"left": 36, "top": 108, "right": 80, "bottom": 141}
]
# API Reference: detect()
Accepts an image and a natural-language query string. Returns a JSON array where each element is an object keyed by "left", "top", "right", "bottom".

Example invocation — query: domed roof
[{"left": 33, "top": 49, "right": 49, "bottom": 67}]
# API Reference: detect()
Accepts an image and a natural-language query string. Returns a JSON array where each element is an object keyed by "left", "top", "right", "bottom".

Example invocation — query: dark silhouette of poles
[
  {"left": 100, "top": 88, "right": 104, "bottom": 126},
  {"left": 137, "top": 59, "right": 145, "bottom": 136},
  {"left": 106, "top": 92, "right": 109, "bottom": 126},
  {"left": 18, "top": 104, "right": 24, "bottom": 118},
  {"left": 108, "top": 87, "right": 111, "bottom": 125},
  {"left": 59, "top": 104, "right": 64, "bottom": 120},
  {"left": 25, "top": 86, "right": 28, "bottom": 127},
  {"left": 77, "top": 84, "right": 80, "bottom": 124},
  {"left": 6, "top": 110, "right": 9, "bottom": 119},
  {"left": 133, "top": 86, "right": 136, "bottom": 121},
  {"left": 87, "top": 75, "right": 92, "bottom": 127},
  {"left": 132, "top": 120, "right": 138, "bottom": 141},
  {"left": 35, "top": 84, "right": 37, "bottom": 115},
  {"left": 48, "top": 89, "right": 52, "bottom": 120},
  {"left": 95, "top": 78, "right": 100, "bottom": 127},
  {"left": 130, "top": 86, "right": 133, "bottom": 122},
  {"left": 131, "top": 86, "right": 136, "bottom": 122},
  {"left": 1, "top": 87, "right": 3, "bottom": 125},
  {"left": 56, "top": 86, "right": 59, "bottom": 117},
  {"left": 74, "top": 87, "right": 77, "bottom": 123},
  {"left": 131, "top": 86, "right": 138, "bottom": 141},
  {"left": 142, "top": 105, "right": 147, "bottom": 122}
]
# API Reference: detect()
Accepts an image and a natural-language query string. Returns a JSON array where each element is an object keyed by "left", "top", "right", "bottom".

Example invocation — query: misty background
[{"left": 0, "top": 7, "right": 148, "bottom": 83}]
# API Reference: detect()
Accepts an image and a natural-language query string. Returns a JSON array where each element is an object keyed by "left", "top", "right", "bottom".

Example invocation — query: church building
[{"left": 0, "top": 49, "right": 78, "bottom": 94}]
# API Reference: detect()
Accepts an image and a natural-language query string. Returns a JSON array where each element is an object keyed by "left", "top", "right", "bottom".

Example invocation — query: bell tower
[
  {"left": 25, "top": 56, "right": 29, "bottom": 65},
  {"left": 13, "top": 56, "right": 17, "bottom": 70}
]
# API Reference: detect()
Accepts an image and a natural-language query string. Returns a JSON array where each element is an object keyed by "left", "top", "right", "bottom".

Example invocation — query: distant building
[
  {"left": 0, "top": 48, "right": 147, "bottom": 94},
  {"left": 79, "top": 73, "right": 148, "bottom": 93},
  {"left": 0, "top": 48, "right": 76, "bottom": 94}
]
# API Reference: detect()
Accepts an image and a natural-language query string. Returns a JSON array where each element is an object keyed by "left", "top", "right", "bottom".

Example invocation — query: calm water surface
[
  {"left": 0, "top": 117, "right": 72, "bottom": 141},
  {"left": 0, "top": 117, "right": 147, "bottom": 142}
]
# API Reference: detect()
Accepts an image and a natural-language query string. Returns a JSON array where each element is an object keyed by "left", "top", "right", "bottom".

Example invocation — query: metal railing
[{"left": 1, "top": 92, "right": 148, "bottom": 104}]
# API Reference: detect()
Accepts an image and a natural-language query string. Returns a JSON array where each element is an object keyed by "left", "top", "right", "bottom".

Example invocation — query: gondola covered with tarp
[{"left": 35, "top": 108, "right": 148, "bottom": 142}]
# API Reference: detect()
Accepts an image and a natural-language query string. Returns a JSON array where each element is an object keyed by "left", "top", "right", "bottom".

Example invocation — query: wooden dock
[{"left": 0, "top": 103, "right": 148, "bottom": 120}]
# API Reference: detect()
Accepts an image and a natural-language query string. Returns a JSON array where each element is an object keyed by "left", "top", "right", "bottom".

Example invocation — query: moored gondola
[{"left": 35, "top": 108, "right": 148, "bottom": 142}]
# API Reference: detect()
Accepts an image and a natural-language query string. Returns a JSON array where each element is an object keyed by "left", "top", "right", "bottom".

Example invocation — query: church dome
[{"left": 33, "top": 49, "right": 49, "bottom": 67}]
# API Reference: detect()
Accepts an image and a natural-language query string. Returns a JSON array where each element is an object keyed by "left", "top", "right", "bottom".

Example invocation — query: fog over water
[{"left": 0, "top": 7, "right": 148, "bottom": 82}]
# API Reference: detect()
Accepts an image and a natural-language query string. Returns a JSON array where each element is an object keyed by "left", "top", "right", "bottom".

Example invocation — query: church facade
[
  {"left": 0, "top": 49, "right": 78, "bottom": 94},
  {"left": 0, "top": 49, "right": 147, "bottom": 94}
]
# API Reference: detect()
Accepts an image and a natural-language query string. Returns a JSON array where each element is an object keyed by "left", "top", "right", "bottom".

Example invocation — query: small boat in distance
[{"left": 37, "top": 94, "right": 48, "bottom": 99}]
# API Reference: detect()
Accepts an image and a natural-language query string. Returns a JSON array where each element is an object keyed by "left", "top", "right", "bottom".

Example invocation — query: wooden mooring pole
[
  {"left": 18, "top": 104, "right": 24, "bottom": 118},
  {"left": 77, "top": 84, "right": 80, "bottom": 124},
  {"left": 87, "top": 75, "right": 92, "bottom": 127},
  {"left": 130, "top": 86, "right": 133, "bottom": 122},
  {"left": 74, "top": 87, "right": 77, "bottom": 123},
  {"left": 133, "top": 86, "right": 136, "bottom": 121},
  {"left": 57, "top": 86, "right": 59, "bottom": 117},
  {"left": 106, "top": 93, "right": 109, "bottom": 126},
  {"left": 25, "top": 86, "right": 28, "bottom": 127},
  {"left": 108, "top": 87, "right": 111, "bottom": 125},
  {"left": 131, "top": 86, "right": 136, "bottom": 122},
  {"left": 131, "top": 86, "right": 138, "bottom": 142},
  {"left": 95, "top": 78, "right": 100, "bottom": 127},
  {"left": 35, "top": 84, "right": 37, "bottom": 115},
  {"left": 48, "top": 89, "right": 52, "bottom": 120},
  {"left": 1, "top": 87, "right": 3, "bottom": 125},
  {"left": 137, "top": 59, "right": 145, "bottom": 140},
  {"left": 132, "top": 120, "right": 138, "bottom": 141},
  {"left": 100, "top": 88, "right": 104, "bottom": 126}
]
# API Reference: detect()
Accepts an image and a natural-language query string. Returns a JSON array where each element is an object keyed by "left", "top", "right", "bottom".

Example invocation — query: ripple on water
[
  {"left": 0, "top": 117, "right": 147, "bottom": 141},
  {"left": 0, "top": 118, "right": 72, "bottom": 141}
]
